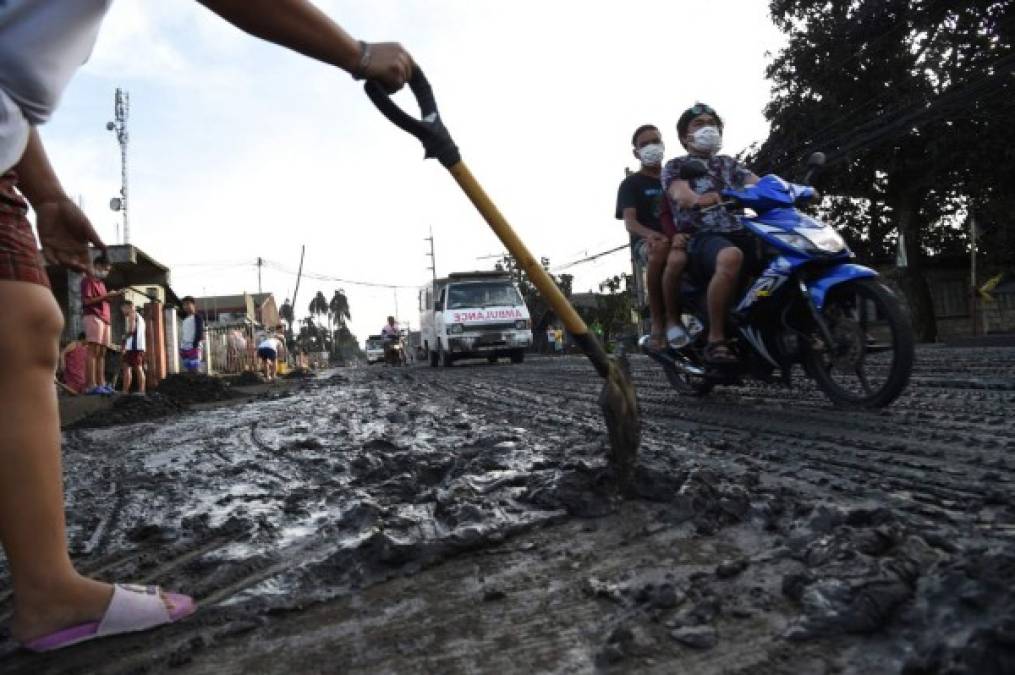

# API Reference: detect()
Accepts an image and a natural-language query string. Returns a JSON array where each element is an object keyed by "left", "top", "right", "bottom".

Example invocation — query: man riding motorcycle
[
  {"left": 661, "top": 103, "right": 760, "bottom": 364},
  {"left": 380, "top": 316, "right": 405, "bottom": 365}
]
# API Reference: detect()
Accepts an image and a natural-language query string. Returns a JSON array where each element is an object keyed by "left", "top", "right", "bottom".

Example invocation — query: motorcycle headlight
[
  {"left": 803, "top": 227, "right": 846, "bottom": 253},
  {"left": 514, "top": 319, "right": 529, "bottom": 330},
  {"left": 449, "top": 323, "right": 464, "bottom": 334},
  {"left": 773, "top": 232, "right": 815, "bottom": 252}
]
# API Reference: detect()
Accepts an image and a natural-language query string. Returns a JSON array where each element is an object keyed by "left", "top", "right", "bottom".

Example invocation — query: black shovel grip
[{"left": 364, "top": 67, "right": 460, "bottom": 168}]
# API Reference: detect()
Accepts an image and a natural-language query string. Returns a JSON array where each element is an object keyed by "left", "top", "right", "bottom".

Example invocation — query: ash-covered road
[{"left": 1, "top": 345, "right": 1013, "bottom": 674}]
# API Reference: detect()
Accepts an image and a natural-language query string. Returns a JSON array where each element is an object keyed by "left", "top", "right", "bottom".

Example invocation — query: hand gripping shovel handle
[{"left": 364, "top": 69, "right": 611, "bottom": 378}]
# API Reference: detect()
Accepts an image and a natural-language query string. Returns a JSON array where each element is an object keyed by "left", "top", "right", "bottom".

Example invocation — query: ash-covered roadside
[{"left": 0, "top": 346, "right": 1013, "bottom": 674}]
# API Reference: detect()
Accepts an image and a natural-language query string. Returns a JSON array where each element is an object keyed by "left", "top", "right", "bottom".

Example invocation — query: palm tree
[
  {"left": 329, "top": 289, "right": 350, "bottom": 329},
  {"left": 308, "top": 291, "right": 329, "bottom": 352}
]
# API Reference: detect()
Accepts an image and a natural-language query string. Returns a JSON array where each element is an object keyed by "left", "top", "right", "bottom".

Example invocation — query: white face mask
[
  {"left": 637, "top": 142, "right": 665, "bottom": 166},
  {"left": 689, "top": 126, "right": 722, "bottom": 155}
]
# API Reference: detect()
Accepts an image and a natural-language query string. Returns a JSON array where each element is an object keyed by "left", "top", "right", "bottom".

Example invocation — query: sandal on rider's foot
[{"left": 704, "top": 340, "right": 737, "bottom": 364}]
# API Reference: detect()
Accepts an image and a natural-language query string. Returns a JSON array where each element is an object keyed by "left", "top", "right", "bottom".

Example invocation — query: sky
[{"left": 38, "top": 0, "right": 786, "bottom": 344}]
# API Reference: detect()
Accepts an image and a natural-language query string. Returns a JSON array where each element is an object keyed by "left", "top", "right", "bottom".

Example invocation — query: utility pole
[
  {"left": 106, "top": 88, "right": 130, "bottom": 244},
  {"left": 257, "top": 257, "right": 263, "bottom": 294},
  {"left": 970, "top": 210, "right": 977, "bottom": 337},
  {"left": 425, "top": 226, "right": 437, "bottom": 306}
]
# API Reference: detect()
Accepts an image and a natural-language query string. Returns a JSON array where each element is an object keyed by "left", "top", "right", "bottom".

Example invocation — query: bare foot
[{"left": 12, "top": 575, "right": 180, "bottom": 644}]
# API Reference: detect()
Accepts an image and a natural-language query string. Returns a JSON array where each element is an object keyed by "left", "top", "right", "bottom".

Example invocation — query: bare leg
[
  {"left": 0, "top": 282, "right": 179, "bottom": 643},
  {"left": 96, "top": 346, "right": 107, "bottom": 388},
  {"left": 0, "top": 282, "right": 112, "bottom": 641},
  {"left": 645, "top": 241, "right": 668, "bottom": 346},
  {"left": 707, "top": 247, "right": 743, "bottom": 344},
  {"left": 120, "top": 365, "right": 132, "bottom": 394},
  {"left": 85, "top": 343, "right": 99, "bottom": 391},
  {"left": 663, "top": 247, "right": 689, "bottom": 331},
  {"left": 135, "top": 365, "right": 146, "bottom": 394}
]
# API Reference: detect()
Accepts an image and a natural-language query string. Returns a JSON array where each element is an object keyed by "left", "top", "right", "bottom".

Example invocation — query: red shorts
[
  {"left": 124, "top": 350, "right": 145, "bottom": 367},
  {"left": 0, "top": 172, "right": 50, "bottom": 288}
]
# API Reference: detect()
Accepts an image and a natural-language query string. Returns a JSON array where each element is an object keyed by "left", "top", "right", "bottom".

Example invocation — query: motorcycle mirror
[
  {"left": 678, "top": 159, "right": 709, "bottom": 180},
  {"left": 807, "top": 152, "right": 826, "bottom": 168}
]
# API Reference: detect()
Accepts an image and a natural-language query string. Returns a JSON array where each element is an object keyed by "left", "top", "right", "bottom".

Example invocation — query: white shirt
[
  {"left": 181, "top": 315, "right": 200, "bottom": 350},
  {"left": 0, "top": 0, "right": 113, "bottom": 171},
  {"left": 124, "top": 309, "right": 145, "bottom": 351},
  {"left": 258, "top": 337, "right": 282, "bottom": 353}
]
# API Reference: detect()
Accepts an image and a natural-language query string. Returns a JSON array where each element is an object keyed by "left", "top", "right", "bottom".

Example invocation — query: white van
[
  {"left": 364, "top": 335, "right": 385, "bottom": 364},
  {"left": 419, "top": 271, "right": 533, "bottom": 367}
]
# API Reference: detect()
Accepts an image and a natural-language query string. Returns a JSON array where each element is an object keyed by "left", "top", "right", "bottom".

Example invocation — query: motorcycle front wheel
[{"left": 804, "top": 278, "right": 914, "bottom": 408}]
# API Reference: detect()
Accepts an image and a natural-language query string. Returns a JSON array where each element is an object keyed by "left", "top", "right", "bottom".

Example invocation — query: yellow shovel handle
[{"left": 448, "top": 162, "right": 589, "bottom": 337}]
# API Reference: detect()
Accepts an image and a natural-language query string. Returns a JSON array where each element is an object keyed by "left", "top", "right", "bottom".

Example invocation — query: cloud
[{"left": 38, "top": 0, "right": 786, "bottom": 344}]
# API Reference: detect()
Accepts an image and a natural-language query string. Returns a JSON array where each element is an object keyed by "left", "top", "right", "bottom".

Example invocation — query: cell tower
[{"left": 106, "top": 88, "right": 130, "bottom": 244}]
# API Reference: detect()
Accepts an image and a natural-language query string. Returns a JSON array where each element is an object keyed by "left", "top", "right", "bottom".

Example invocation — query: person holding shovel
[{"left": 0, "top": 0, "right": 412, "bottom": 653}]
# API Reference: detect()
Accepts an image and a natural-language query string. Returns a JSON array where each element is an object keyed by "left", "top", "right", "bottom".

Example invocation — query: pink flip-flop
[{"left": 22, "top": 584, "right": 196, "bottom": 653}]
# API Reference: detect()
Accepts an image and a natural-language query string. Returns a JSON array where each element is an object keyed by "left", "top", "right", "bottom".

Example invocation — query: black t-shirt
[{"left": 615, "top": 171, "right": 664, "bottom": 244}]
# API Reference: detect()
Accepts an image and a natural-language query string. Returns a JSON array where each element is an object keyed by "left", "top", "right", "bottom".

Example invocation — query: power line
[
  {"left": 261, "top": 259, "right": 418, "bottom": 289},
  {"left": 551, "top": 243, "right": 630, "bottom": 272}
]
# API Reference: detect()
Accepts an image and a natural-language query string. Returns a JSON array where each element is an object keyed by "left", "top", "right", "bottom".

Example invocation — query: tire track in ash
[{"left": 405, "top": 348, "right": 1015, "bottom": 544}]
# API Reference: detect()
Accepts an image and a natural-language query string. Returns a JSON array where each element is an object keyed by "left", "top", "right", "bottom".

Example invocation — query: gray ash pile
[
  {"left": 155, "top": 373, "right": 239, "bottom": 404},
  {"left": 67, "top": 393, "right": 185, "bottom": 429}
]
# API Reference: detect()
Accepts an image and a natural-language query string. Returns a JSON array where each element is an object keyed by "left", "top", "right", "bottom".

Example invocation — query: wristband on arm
[{"left": 351, "top": 41, "right": 372, "bottom": 80}]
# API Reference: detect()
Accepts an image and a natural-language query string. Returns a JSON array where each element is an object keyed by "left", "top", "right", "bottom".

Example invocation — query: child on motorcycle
[{"left": 661, "top": 103, "right": 759, "bottom": 364}]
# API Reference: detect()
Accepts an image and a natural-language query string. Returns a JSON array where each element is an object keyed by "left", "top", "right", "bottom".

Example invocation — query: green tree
[
  {"left": 329, "top": 289, "right": 351, "bottom": 330},
  {"left": 494, "top": 255, "right": 573, "bottom": 331},
  {"left": 753, "top": 0, "right": 1014, "bottom": 341}
]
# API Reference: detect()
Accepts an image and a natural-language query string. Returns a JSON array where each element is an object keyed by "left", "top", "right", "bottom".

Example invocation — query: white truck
[{"left": 419, "top": 271, "right": 532, "bottom": 367}]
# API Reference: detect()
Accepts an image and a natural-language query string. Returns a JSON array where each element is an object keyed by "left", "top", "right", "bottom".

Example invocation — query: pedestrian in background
[
  {"left": 57, "top": 332, "right": 88, "bottom": 394},
  {"left": 119, "top": 300, "right": 145, "bottom": 395},
  {"left": 81, "top": 255, "right": 122, "bottom": 394},
  {"left": 179, "top": 296, "right": 204, "bottom": 373}
]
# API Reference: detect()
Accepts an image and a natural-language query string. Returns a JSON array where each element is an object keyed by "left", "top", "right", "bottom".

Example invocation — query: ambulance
[{"left": 419, "top": 271, "right": 532, "bottom": 367}]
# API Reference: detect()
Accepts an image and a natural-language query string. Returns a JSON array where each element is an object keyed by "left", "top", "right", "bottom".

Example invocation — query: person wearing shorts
[
  {"left": 119, "top": 300, "right": 146, "bottom": 394},
  {"left": 80, "top": 254, "right": 122, "bottom": 394},
  {"left": 616, "top": 124, "right": 671, "bottom": 350},
  {"left": 179, "top": 296, "right": 204, "bottom": 373},
  {"left": 257, "top": 332, "right": 285, "bottom": 382},
  {"left": 662, "top": 103, "right": 760, "bottom": 364}
]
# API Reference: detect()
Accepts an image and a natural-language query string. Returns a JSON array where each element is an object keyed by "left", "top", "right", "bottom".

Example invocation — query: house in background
[
  {"left": 47, "top": 244, "right": 180, "bottom": 383},
  {"left": 195, "top": 292, "right": 279, "bottom": 328},
  {"left": 193, "top": 292, "right": 280, "bottom": 373}
]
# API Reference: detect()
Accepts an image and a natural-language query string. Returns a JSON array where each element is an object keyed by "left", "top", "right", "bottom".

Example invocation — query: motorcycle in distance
[
  {"left": 642, "top": 153, "right": 914, "bottom": 408},
  {"left": 383, "top": 335, "right": 408, "bottom": 366}
]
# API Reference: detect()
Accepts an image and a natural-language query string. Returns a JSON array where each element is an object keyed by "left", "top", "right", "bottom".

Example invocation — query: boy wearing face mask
[
  {"left": 616, "top": 124, "right": 671, "bottom": 350},
  {"left": 80, "top": 254, "right": 123, "bottom": 394},
  {"left": 662, "top": 103, "right": 759, "bottom": 364}
]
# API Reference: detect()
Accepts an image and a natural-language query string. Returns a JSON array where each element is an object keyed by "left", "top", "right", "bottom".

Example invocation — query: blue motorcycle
[{"left": 644, "top": 154, "right": 914, "bottom": 408}]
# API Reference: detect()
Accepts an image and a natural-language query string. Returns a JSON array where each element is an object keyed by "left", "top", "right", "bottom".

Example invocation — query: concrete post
[
  {"left": 164, "top": 306, "right": 179, "bottom": 374},
  {"left": 145, "top": 300, "right": 166, "bottom": 383}
]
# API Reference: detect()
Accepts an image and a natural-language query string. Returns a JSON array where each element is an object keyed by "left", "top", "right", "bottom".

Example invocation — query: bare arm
[
  {"left": 621, "top": 207, "right": 666, "bottom": 242},
  {"left": 196, "top": 0, "right": 411, "bottom": 87},
  {"left": 667, "top": 179, "right": 721, "bottom": 210},
  {"left": 14, "top": 129, "right": 105, "bottom": 272}
]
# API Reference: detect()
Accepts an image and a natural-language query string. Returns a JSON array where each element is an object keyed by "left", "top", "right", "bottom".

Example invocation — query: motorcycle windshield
[{"left": 723, "top": 174, "right": 815, "bottom": 212}]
